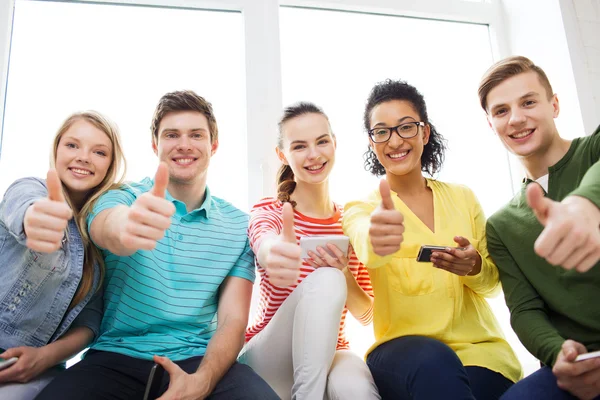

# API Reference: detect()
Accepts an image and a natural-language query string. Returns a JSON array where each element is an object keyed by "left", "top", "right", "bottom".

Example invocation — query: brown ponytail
[{"left": 276, "top": 164, "right": 297, "bottom": 207}]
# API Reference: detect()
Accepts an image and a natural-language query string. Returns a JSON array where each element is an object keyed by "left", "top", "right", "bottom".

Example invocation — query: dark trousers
[
  {"left": 366, "top": 336, "right": 513, "bottom": 400},
  {"left": 34, "top": 350, "right": 279, "bottom": 400},
  {"left": 501, "top": 366, "right": 600, "bottom": 400}
]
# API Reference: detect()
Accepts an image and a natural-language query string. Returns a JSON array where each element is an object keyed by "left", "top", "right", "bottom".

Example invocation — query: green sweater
[{"left": 487, "top": 126, "right": 600, "bottom": 367}]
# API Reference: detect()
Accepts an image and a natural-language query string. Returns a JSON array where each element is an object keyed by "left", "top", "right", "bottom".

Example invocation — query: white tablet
[{"left": 299, "top": 235, "right": 349, "bottom": 259}]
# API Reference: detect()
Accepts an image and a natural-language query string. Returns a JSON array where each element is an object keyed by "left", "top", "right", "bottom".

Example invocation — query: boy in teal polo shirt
[
  {"left": 479, "top": 56, "right": 600, "bottom": 399},
  {"left": 37, "top": 91, "right": 278, "bottom": 400}
]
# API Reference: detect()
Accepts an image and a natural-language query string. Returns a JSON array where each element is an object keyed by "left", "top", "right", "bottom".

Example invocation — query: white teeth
[
  {"left": 512, "top": 129, "right": 533, "bottom": 138},
  {"left": 306, "top": 164, "right": 324, "bottom": 171},
  {"left": 175, "top": 158, "right": 194, "bottom": 164},
  {"left": 71, "top": 168, "right": 91, "bottom": 175},
  {"left": 389, "top": 151, "right": 408, "bottom": 159}
]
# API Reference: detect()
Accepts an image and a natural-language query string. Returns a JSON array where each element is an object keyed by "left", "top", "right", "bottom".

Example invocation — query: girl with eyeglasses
[
  {"left": 342, "top": 80, "right": 522, "bottom": 399},
  {"left": 239, "top": 102, "right": 380, "bottom": 400}
]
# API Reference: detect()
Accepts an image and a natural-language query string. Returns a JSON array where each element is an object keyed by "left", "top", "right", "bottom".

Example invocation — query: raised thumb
[
  {"left": 151, "top": 162, "right": 169, "bottom": 197},
  {"left": 379, "top": 179, "right": 395, "bottom": 210},
  {"left": 47, "top": 169, "right": 65, "bottom": 202},
  {"left": 526, "top": 183, "right": 551, "bottom": 225}
]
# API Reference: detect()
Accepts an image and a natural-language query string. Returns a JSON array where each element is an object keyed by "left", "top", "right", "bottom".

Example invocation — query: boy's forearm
[
  {"left": 193, "top": 317, "right": 246, "bottom": 395},
  {"left": 91, "top": 206, "right": 134, "bottom": 256}
]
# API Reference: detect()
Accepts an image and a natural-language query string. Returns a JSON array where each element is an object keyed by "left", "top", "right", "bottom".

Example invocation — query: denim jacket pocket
[{"left": 26, "top": 244, "right": 67, "bottom": 273}]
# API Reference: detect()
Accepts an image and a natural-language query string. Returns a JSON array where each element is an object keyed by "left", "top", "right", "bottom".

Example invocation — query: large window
[
  {"left": 280, "top": 6, "right": 537, "bottom": 374},
  {"left": 0, "top": 0, "right": 248, "bottom": 210}
]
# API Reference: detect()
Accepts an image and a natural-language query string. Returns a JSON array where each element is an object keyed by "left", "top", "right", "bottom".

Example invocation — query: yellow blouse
[{"left": 343, "top": 179, "right": 522, "bottom": 383}]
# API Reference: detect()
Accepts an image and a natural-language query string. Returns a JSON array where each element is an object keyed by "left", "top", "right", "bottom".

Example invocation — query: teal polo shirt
[{"left": 86, "top": 178, "right": 255, "bottom": 361}]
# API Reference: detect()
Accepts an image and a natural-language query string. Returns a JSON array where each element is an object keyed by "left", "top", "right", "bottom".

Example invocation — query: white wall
[
  {"left": 571, "top": 0, "right": 600, "bottom": 127},
  {"left": 0, "top": 0, "right": 15, "bottom": 159},
  {"left": 556, "top": 0, "right": 600, "bottom": 134},
  {"left": 500, "top": 0, "right": 586, "bottom": 139}
]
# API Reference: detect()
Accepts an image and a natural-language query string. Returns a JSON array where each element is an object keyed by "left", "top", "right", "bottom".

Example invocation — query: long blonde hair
[{"left": 50, "top": 111, "right": 127, "bottom": 308}]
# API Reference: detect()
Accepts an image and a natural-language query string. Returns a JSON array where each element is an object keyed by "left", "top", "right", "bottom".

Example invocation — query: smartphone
[
  {"left": 143, "top": 363, "right": 165, "bottom": 400},
  {"left": 575, "top": 350, "right": 600, "bottom": 362},
  {"left": 0, "top": 357, "right": 18, "bottom": 371},
  {"left": 300, "top": 235, "right": 349, "bottom": 259},
  {"left": 416, "top": 245, "right": 448, "bottom": 262}
]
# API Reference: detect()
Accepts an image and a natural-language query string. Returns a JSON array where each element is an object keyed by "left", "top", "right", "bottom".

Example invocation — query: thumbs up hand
[
  {"left": 264, "top": 202, "right": 302, "bottom": 287},
  {"left": 119, "top": 162, "right": 176, "bottom": 252},
  {"left": 369, "top": 179, "right": 405, "bottom": 256},
  {"left": 527, "top": 183, "right": 600, "bottom": 272},
  {"left": 24, "top": 169, "right": 73, "bottom": 253}
]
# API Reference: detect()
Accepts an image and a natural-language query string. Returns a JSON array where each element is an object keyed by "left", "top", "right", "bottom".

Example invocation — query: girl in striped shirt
[{"left": 239, "top": 102, "right": 380, "bottom": 400}]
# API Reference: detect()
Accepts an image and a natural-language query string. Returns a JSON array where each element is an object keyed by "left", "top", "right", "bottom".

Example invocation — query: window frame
[{"left": 0, "top": 0, "right": 507, "bottom": 207}]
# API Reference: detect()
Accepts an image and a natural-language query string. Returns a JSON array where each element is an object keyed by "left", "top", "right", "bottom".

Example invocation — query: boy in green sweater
[{"left": 479, "top": 56, "right": 600, "bottom": 399}]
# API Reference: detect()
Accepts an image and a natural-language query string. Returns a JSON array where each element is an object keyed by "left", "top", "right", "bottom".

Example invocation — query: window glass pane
[
  {"left": 1, "top": 1, "right": 247, "bottom": 210},
  {"left": 280, "top": 7, "right": 537, "bottom": 375}
]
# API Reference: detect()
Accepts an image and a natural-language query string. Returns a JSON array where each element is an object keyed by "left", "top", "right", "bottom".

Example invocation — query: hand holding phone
[
  {"left": 416, "top": 245, "right": 448, "bottom": 262},
  {"left": 0, "top": 357, "right": 18, "bottom": 371},
  {"left": 423, "top": 237, "right": 482, "bottom": 276},
  {"left": 143, "top": 363, "right": 165, "bottom": 400}
]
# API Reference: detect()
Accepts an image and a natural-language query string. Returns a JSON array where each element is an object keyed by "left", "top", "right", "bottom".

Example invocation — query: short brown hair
[
  {"left": 478, "top": 56, "right": 554, "bottom": 112},
  {"left": 151, "top": 90, "right": 218, "bottom": 144}
]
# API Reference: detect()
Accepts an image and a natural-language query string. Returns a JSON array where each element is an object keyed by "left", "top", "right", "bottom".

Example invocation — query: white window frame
[{"left": 0, "top": 0, "right": 509, "bottom": 207}]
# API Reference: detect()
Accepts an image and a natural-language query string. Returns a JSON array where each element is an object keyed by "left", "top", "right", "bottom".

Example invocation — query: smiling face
[
  {"left": 277, "top": 112, "right": 335, "bottom": 185},
  {"left": 54, "top": 119, "right": 113, "bottom": 200},
  {"left": 486, "top": 71, "right": 560, "bottom": 158},
  {"left": 368, "top": 99, "right": 430, "bottom": 178},
  {"left": 152, "top": 110, "right": 218, "bottom": 186}
]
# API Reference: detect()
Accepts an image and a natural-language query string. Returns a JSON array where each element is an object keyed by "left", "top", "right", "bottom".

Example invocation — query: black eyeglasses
[{"left": 368, "top": 121, "right": 426, "bottom": 143}]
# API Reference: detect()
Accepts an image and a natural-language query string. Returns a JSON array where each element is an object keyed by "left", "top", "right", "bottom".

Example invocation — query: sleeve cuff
[{"left": 356, "top": 303, "right": 374, "bottom": 326}]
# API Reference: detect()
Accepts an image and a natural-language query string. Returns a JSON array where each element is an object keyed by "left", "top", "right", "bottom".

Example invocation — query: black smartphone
[
  {"left": 143, "top": 363, "right": 165, "bottom": 400},
  {"left": 416, "top": 245, "right": 448, "bottom": 262}
]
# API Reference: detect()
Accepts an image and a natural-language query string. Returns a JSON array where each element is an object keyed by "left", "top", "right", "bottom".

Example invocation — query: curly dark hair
[{"left": 363, "top": 79, "right": 446, "bottom": 177}]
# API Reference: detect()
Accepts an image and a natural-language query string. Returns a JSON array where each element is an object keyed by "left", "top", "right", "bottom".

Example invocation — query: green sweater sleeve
[
  {"left": 569, "top": 160, "right": 600, "bottom": 209},
  {"left": 569, "top": 126, "right": 600, "bottom": 208},
  {"left": 486, "top": 222, "right": 565, "bottom": 366}
]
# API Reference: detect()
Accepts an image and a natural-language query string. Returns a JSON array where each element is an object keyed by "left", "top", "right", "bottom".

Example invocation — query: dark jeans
[
  {"left": 501, "top": 366, "right": 600, "bottom": 400},
  {"left": 34, "top": 350, "right": 279, "bottom": 400},
  {"left": 366, "top": 336, "right": 513, "bottom": 400}
]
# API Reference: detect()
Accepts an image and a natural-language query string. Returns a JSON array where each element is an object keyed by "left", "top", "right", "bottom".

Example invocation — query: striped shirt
[
  {"left": 86, "top": 178, "right": 255, "bottom": 361},
  {"left": 246, "top": 198, "right": 373, "bottom": 350}
]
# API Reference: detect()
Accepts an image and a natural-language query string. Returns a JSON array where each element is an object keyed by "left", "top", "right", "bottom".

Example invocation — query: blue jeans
[
  {"left": 34, "top": 350, "right": 278, "bottom": 400},
  {"left": 501, "top": 366, "right": 600, "bottom": 400},
  {"left": 366, "top": 336, "right": 513, "bottom": 400}
]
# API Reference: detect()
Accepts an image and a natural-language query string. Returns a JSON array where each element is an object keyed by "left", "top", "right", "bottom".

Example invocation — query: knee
[
  {"left": 328, "top": 351, "right": 380, "bottom": 400},
  {"left": 303, "top": 267, "right": 347, "bottom": 304},
  {"left": 229, "top": 363, "right": 280, "bottom": 400},
  {"left": 369, "top": 336, "right": 460, "bottom": 374},
  {"left": 412, "top": 337, "right": 460, "bottom": 371},
  {"left": 327, "top": 374, "right": 379, "bottom": 400}
]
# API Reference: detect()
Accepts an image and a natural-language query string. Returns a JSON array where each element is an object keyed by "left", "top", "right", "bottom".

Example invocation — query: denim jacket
[{"left": 0, "top": 177, "right": 103, "bottom": 350}]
